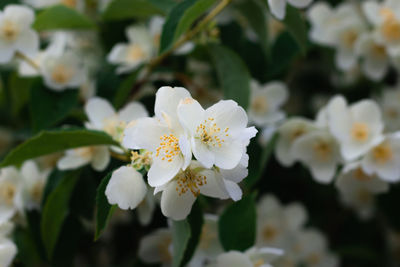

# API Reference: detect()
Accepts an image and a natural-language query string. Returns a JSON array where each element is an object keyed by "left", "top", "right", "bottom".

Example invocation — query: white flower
[
  {"left": 294, "top": 229, "right": 339, "bottom": 267},
  {"left": 378, "top": 86, "right": 400, "bottom": 131},
  {"left": 20, "top": 161, "right": 49, "bottom": 210},
  {"left": 0, "top": 5, "right": 39, "bottom": 63},
  {"left": 268, "top": 0, "right": 313, "bottom": 20},
  {"left": 361, "top": 134, "right": 400, "bottom": 182},
  {"left": 335, "top": 162, "right": 389, "bottom": 219},
  {"left": 41, "top": 51, "right": 86, "bottom": 91},
  {"left": 0, "top": 167, "right": 23, "bottom": 224},
  {"left": 123, "top": 86, "right": 192, "bottom": 187},
  {"left": 157, "top": 160, "right": 231, "bottom": 220},
  {"left": 85, "top": 97, "right": 148, "bottom": 143},
  {"left": 138, "top": 228, "right": 172, "bottom": 266},
  {"left": 291, "top": 130, "right": 341, "bottom": 183},
  {"left": 107, "top": 25, "right": 155, "bottom": 74},
  {"left": 177, "top": 97, "right": 257, "bottom": 169},
  {"left": 327, "top": 95, "right": 384, "bottom": 161},
  {"left": 210, "top": 247, "right": 283, "bottom": 267},
  {"left": 256, "top": 195, "right": 307, "bottom": 248},
  {"left": 57, "top": 146, "right": 110, "bottom": 171},
  {"left": 275, "top": 118, "right": 317, "bottom": 167},
  {"left": 248, "top": 80, "right": 288, "bottom": 127},
  {"left": 0, "top": 238, "right": 17, "bottom": 267},
  {"left": 355, "top": 32, "right": 390, "bottom": 81},
  {"left": 189, "top": 214, "right": 224, "bottom": 267},
  {"left": 308, "top": 2, "right": 336, "bottom": 46},
  {"left": 362, "top": 0, "right": 400, "bottom": 56},
  {"left": 105, "top": 166, "right": 147, "bottom": 210}
]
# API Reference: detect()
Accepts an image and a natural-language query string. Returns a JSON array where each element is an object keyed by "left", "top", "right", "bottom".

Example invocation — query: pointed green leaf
[
  {"left": 102, "top": 0, "right": 164, "bottom": 21},
  {"left": 282, "top": 6, "right": 308, "bottom": 53},
  {"left": 0, "top": 129, "right": 118, "bottom": 167},
  {"left": 33, "top": 5, "right": 95, "bottom": 31}
]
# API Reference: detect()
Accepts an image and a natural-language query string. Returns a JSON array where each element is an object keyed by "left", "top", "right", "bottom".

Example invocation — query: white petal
[
  {"left": 0, "top": 42, "right": 14, "bottom": 63},
  {"left": 91, "top": 147, "right": 110, "bottom": 171},
  {"left": 223, "top": 180, "right": 243, "bottom": 201},
  {"left": 199, "top": 170, "right": 229, "bottom": 199},
  {"left": 107, "top": 43, "right": 129, "bottom": 64},
  {"left": 85, "top": 97, "right": 116, "bottom": 129},
  {"left": 147, "top": 156, "right": 183, "bottom": 187},
  {"left": 287, "top": 0, "right": 312, "bottom": 8},
  {"left": 268, "top": 0, "right": 287, "bottom": 20},
  {"left": 138, "top": 228, "right": 172, "bottom": 263},
  {"left": 336, "top": 50, "right": 357, "bottom": 71},
  {"left": 0, "top": 239, "right": 17, "bottom": 267},
  {"left": 4, "top": 5, "right": 34, "bottom": 26},
  {"left": 118, "top": 102, "right": 148, "bottom": 123},
  {"left": 284, "top": 203, "right": 308, "bottom": 230},
  {"left": 179, "top": 134, "right": 192, "bottom": 170},
  {"left": 57, "top": 153, "right": 89, "bottom": 170},
  {"left": 192, "top": 138, "right": 215, "bottom": 169},
  {"left": 213, "top": 142, "right": 245, "bottom": 169},
  {"left": 216, "top": 251, "right": 253, "bottom": 267},
  {"left": 105, "top": 166, "right": 147, "bottom": 210},
  {"left": 177, "top": 97, "right": 205, "bottom": 135},
  {"left": 160, "top": 180, "right": 196, "bottom": 220},
  {"left": 154, "top": 86, "right": 191, "bottom": 123},
  {"left": 15, "top": 29, "right": 39, "bottom": 56}
]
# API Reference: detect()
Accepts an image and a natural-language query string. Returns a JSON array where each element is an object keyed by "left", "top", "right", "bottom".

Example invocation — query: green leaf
[
  {"left": 171, "top": 220, "right": 191, "bottom": 267},
  {"left": 30, "top": 83, "right": 78, "bottom": 132},
  {"left": 173, "top": 0, "right": 217, "bottom": 42},
  {"left": 102, "top": 0, "right": 164, "bottom": 21},
  {"left": 95, "top": 171, "right": 116, "bottom": 241},
  {"left": 219, "top": 194, "right": 256, "bottom": 251},
  {"left": 236, "top": 0, "right": 269, "bottom": 56},
  {"left": 282, "top": 6, "right": 308, "bottom": 53},
  {"left": 148, "top": 0, "right": 176, "bottom": 13},
  {"left": 33, "top": 5, "right": 95, "bottom": 31},
  {"left": 113, "top": 66, "right": 143, "bottom": 109},
  {"left": 208, "top": 44, "right": 251, "bottom": 110},
  {"left": 172, "top": 201, "right": 204, "bottom": 267},
  {"left": 159, "top": 0, "right": 197, "bottom": 54},
  {"left": 0, "top": 129, "right": 118, "bottom": 167},
  {"left": 8, "top": 73, "right": 35, "bottom": 117},
  {"left": 244, "top": 134, "right": 278, "bottom": 189},
  {"left": 41, "top": 169, "right": 81, "bottom": 260}
]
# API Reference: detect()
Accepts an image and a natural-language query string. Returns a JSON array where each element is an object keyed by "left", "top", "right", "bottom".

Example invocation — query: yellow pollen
[
  {"left": 341, "top": 30, "right": 358, "bottom": 49},
  {"left": 0, "top": 182, "right": 16, "bottom": 205},
  {"left": 51, "top": 65, "right": 74, "bottom": 84},
  {"left": 253, "top": 259, "right": 264, "bottom": 267},
  {"left": 372, "top": 142, "right": 393, "bottom": 164},
  {"left": 351, "top": 122, "right": 369, "bottom": 142},
  {"left": 175, "top": 169, "right": 207, "bottom": 197},
  {"left": 181, "top": 97, "right": 194, "bottom": 104},
  {"left": 313, "top": 141, "right": 332, "bottom": 161},
  {"left": 372, "top": 44, "right": 387, "bottom": 58},
  {"left": 61, "top": 0, "right": 77, "bottom": 8},
  {"left": 251, "top": 97, "right": 268, "bottom": 114},
  {"left": 156, "top": 134, "right": 180, "bottom": 161},
  {"left": 354, "top": 167, "right": 372, "bottom": 182},
  {"left": 127, "top": 44, "right": 146, "bottom": 62},
  {"left": 1, "top": 20, "right": 19, "bottom": 41},
  {"left": 196, "top": 117, "right": 228, "bottom": 147},
  {"left": 380, "top": 13, "right": 400, "bottom": 42},
  {"left": 262, "top": 225, "right": 277, "bottom": 241}
]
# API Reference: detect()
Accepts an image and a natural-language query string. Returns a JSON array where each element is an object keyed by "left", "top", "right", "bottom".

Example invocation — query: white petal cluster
[
  {"left": 307, "top": 0, "right": 400, "bottom": 81},
  {"left": 256, "top": 195, "right": 339, "bottom": 267},
  {"left": 276, "top": 94, "right": 400, "bottom": 216},
  {"left": 268, "top": 0, "right": 313, "bottom": 20},
  {"left": 0, "top": 5, "right": 39, "bottom": 63},
  {"left": 104, "top": 86, "right": 256, "bottom": 220}
]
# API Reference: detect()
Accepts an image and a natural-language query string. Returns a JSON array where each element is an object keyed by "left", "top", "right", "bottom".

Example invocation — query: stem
[
  {"left": 144, "top": 0, "right": 232, "bottom": 76},
  {"left": 15, "top": 51, "right": 40, "bottom": 71},
  {"left": 110, "top": 150, "right": 131, "bottom": 162}
]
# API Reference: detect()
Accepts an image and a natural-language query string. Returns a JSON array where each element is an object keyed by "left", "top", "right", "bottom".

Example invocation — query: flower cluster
[
  {"left": 275, "top": 94, "right": 398, "bottom": 218},
  {"left": 308, "top": 0, "right": 400, "bottom": 81},
  {"left": 103, "top": 86, "right": 256, "bottom": 220}
]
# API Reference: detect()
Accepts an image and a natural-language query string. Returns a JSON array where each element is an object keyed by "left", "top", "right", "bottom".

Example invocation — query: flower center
[
  {"left": 61, "top": 0, "right": 77, "bottom": 8},
  {"left": 76, "top": 147, "right": 95, "bottom": 159},
  {"left": 196, "top": 117, "right": 229, "bottom": 148},
  {"left": 127, "top": 44, "right": 146, "bottom": 62},
  {"left": 51, "top": 64, "right": 74, "bottom": 85},
  {"left": 262, "top": 225, "right": 278, "bottom": 241},
  {"left": 103, "top": 117, "right": 126, "bottom": 141},
  {"left": 175, "top": 169, "right": 207, "bottom": 197},
  {"left": 0, "top": 182, "right": 16, "bottom": 205},
  {"left": 251, "top": 97, "right": 268, "bottom": 114},
  {"left": 372, "top": 142, "right": 393, "bottom": 164},
  {"left": 253, "top": 259, "right": 265, "bottom": 267},
  {"left": 380, "top": 9, "right": 400, "bottom": 43},
  {"left": 313, "top": 141, "right": 332, "bottom": 161},
  {"left": 0, "top": 20, "right": 19, "bottom": 41},
  {"left": 386, "top": 107, "right": 399, "bottom": 119},
  {"left": 372, "top": 44, "right": 387, "bottom": 58},
  {"left": 131, "top": 150, "right": 152, "bottom": 170},
  {"left": 290, "top": 127, "right": 306, "bottom": 142},
  {"left": 341, "top": 30, "right": 358, "bottom": 49},
  {"left": 156, "top": 134, "right": 180, "bottom": 162},
  {"left": 354, "top": 167, "right": 372, "bottom": 181},
  {"left": 350, "top": 122, "right": 369, "bottom": 142}
]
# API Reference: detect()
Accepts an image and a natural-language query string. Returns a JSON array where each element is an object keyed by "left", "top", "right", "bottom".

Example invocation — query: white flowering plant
[{"left": 0, "top": 0, "right": 400, "bottom": 266}]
